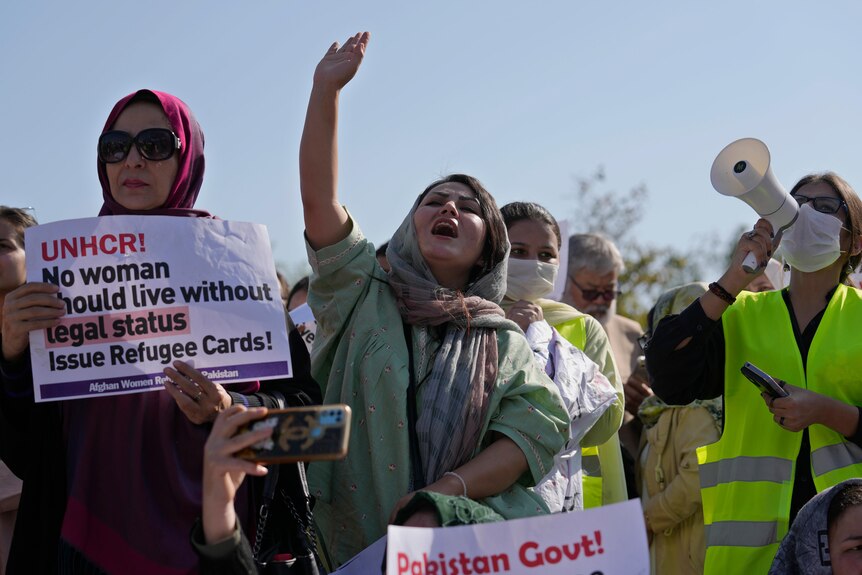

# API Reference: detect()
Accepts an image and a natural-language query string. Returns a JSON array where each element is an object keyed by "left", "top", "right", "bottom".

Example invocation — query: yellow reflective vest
[
  {"left": 555, "top": 316, "right": 626, "bottom": 508},
  {"left": 697, "top": 285, "right": 862, "bottom": 574}
]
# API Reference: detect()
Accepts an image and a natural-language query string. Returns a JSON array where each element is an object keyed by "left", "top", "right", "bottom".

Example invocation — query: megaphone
[{"left": 710, "top": 138, "right": 798, "bottom": 272}]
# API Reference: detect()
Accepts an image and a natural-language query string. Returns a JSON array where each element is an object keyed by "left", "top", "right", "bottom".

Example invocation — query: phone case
[
  {"left": 238, "top": 404, "right": 351, "bottom": 463},
  {"left": 740, "top": 362, "right": 789, "bottom": 398}
]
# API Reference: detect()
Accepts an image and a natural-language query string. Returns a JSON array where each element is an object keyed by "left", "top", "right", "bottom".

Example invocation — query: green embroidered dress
[{"left": 305, "top": 217, "right": 568, "bottom": 567}]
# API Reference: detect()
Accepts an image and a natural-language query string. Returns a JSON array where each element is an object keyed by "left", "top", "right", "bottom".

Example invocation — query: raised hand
[
  {"left": 2, "top": 282, "right": 65, "bottom": 361},
  {"left": 163, "top": 360, "right": 232, "bottom": 424},
  {"left": 505, "top": 300, "right": 544, "bottom": 332},
  {"left": 313, "top": 32, "right": 370, "bottom": 92}
]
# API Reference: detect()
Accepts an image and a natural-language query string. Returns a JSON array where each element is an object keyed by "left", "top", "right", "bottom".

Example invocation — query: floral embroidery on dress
[
  {"left": 316, "top": 231, "right": 364, "bottom": 268},
  {"left": 388, "top": 463, "right": 397, "bottom": 471}
]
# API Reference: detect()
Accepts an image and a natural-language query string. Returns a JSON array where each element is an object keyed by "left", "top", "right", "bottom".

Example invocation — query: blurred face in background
[
  {"left": 565, "top": 267, "right": 619, "bottom": 322},
  {"left": 829, "top": 504, "right": 862, "bottom": 575},
  {"left": 287, "top": 288, "right": 308, "bottom": 312},
  {"left": 0, "top": 218, "right": 26, "bottom": 296}
]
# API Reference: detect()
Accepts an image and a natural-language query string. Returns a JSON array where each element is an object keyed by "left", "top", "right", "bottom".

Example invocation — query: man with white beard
[{"left": 563, "top": 234, "right": 643, "bottom": 386}]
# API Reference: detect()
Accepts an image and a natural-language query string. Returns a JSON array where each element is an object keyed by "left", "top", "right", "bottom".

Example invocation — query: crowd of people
[{"left": 0, "top": 30, "right": 861, "bottom": 575}]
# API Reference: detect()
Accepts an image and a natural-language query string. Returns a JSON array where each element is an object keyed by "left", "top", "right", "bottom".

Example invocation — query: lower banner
[{"left": 387, "top": 499, "right": 648, "bottom": 575}]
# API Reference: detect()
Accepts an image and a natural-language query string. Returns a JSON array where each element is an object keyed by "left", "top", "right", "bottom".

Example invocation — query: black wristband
[{"left": 709, "top": 282, "right": 736, "bottom": 305}]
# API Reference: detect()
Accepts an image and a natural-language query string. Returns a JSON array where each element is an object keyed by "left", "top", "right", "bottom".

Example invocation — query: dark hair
[
  {"left": 827, "top": 481, "right": 862, "bottom": 530},
  {"left": 375, "top": 241, "right": 390, "bottom": 258},
  {"left": 0, "top": 206, "right": 38, "bottom": 247},
  {"left": 286, "top": 276, "right": 309, "bottom": 310},
  {"left": 126, "top": 90, "right": 162, "bottom": 108},
  {"left": 790, "top": 172, "right": 862, "bottom": 282},
  {"left": 418, "top": 174, "right": 508, "bottom": 278},
  {"left": 500, "top": 202, "right": 562, "bottom": 248}
]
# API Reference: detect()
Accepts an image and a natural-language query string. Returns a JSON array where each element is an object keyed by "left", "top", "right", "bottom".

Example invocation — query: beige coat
[{"left": 637, "top": 405, "right": 719, "bottom": 575}]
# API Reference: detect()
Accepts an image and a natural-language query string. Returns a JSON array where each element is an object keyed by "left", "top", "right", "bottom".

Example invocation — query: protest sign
[
  {"left": 26, "top": 216, "right": 292, "bottom": 402},
  {"left": 387, "top": 499, "right": 648, "bottom": 575},
  {"left": 288, "top": 302, "right": 316, "bottom": 354}
]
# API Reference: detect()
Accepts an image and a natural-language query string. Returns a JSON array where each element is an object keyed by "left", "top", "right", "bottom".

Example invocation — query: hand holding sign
[
  {"left": 163, "top": 360, "right": 232, "bottom": 424},
  {"left": 2, "top": 282, "right": 65, "bottom": 362}
]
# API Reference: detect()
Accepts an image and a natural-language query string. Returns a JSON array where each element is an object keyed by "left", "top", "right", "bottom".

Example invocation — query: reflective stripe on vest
[
  {"left": 555, "top": 316, "right": 608, "bottom": 508},
  {"left": 705, "top": 521, "right": 779, "bottom": 548},
  {"left": 582, "top": 453, "right": 601, "bottom": 477},
  {"left": 811, "top": 441, "right": 862, "bottom": 477},
  {"left": 699, "top": 455, "right": 792, "bottom": 489},
  {"left": 581, "top": 445, "right": 602, "bottom": 509}
]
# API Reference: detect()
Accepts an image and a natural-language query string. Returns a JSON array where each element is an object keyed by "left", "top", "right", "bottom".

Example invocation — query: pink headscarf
[{"left": 97, "top": 89, "right": 212, "bottom": 218}]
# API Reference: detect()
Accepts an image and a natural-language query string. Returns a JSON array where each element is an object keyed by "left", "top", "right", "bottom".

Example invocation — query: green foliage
[{"left": 569, "top": 167, "right": 715, "bottom": 325}]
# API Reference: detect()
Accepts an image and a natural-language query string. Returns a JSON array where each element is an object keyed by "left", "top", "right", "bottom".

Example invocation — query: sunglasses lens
[
  {"left": 793, "top": 194, "right": 843, "bottom": 214},
  {"left": 98, "top": 132, "right": 133, "bottom": 163},
  {"left": 812, "top": 197, "right": 842, "bottom": 214},
  {"left": 137, "top": 129, "right": 176, "bottom": 161}
]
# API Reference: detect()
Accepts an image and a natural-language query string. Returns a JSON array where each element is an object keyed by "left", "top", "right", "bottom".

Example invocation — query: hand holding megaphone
[{"left": 711, "top": 138, "right": 798, "bottom": 272}]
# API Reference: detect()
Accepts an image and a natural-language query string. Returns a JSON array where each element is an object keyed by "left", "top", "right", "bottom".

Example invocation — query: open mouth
[{"left": 431, "top": 220, "right": 457, "bottom": 238}]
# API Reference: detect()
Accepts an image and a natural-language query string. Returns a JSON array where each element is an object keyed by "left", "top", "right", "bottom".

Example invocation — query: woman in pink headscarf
[{"left": 0, "top": 90, "right": 317, "bottom": 574}]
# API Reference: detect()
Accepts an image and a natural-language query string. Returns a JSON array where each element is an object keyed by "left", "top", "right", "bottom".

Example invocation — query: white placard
[
  {"left": 26, "top": 216, "right": 291, "bottom": 401},
  {"left": 387, "top": 499, "right": 648, "bottom": 575},
  {"left": 288, "top": 302, "right": 317, "bottom": 354}
]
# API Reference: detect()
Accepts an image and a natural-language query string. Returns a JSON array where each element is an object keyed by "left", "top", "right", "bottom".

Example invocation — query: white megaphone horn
[{"left": 710, "top": 138, "right": 798, "bottom": 273}]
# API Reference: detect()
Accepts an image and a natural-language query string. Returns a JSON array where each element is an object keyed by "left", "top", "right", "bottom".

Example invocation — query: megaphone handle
[{"left": 742, "top": 251, "right": 759, "bottom": 273}]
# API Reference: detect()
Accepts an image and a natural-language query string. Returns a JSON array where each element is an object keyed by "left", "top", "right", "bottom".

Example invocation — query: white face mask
[
  {"left": 774, "top": 203, "right": 845, "bottom": 273},
  {"left": 506, "top": 258, "right": 559, "bottom": 302}
]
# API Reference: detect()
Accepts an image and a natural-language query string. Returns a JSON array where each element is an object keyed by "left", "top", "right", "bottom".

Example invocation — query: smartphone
[
  {"left": 238, "top": 404, "right": 351, "bottom": 463},
  {"left": 740, "top": 362, "right": 789, "bottom": 399}
]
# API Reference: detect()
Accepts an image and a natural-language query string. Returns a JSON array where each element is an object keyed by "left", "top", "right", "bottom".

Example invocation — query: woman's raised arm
[{"left": 299, "top": 32, "right": 370, "bottom": 250}]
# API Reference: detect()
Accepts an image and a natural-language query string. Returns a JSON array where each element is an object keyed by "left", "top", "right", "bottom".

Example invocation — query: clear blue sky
[{"left": 3, "top": 1, "right": 861, "bottom": 280}]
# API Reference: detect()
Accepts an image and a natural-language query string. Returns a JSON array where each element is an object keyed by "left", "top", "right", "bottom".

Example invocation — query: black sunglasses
[
  {"left": 98, "top": 128, "right": 181, "bottom": 164},
  {"left": 570, "top": 277, "right": 621, "bottom": 302},
  {"left": 791, "top": 193, "right": 847, "bottom": 215}
]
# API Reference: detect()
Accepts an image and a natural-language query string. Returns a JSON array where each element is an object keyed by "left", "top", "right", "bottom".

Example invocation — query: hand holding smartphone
[
  {"left": 237, "top": 404, "right": 351, "bottom": 463},
  {"left": 740, "top": 362, "right": 789, "bottom": 399}
]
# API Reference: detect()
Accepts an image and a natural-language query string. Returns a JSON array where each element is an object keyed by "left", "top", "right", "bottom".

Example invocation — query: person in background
[
  {"left": 745, "top": 258, "right": 783, "bottom": 293},
  {"left": 563, "top": 233, "right": 643, "bottom": 384},
  {"left": 636, "top": 282, "right": 721, "bottom": 575},
  {"left": 286, "top": 276, "right": 309, "bottom": 312},
  {"left": 768, "top": 478, "right": 862, "bottom": 575},
  {"left": 375, "top": 240, "right": 390, "bottom": 272},
  {"left": 298, "top": 32, "right": 567, "bottom": 568},
  {"left": 277, "top": 271, "right": 291, "bottom": 310},
  {"left": 562, "top": 233, "right": 642, "bottom": 502},
  {"left": 647, "top": 172, "right": 862, "bottom": 574},
  {"left": 0, "top": 206, "right": 36, "bottom": 574},
  {"left": 500, "top": 201, "right": 621, "bottom": 512}
]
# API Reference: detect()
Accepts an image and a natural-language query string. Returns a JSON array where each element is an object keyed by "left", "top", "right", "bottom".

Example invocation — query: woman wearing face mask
[
  {"left": 645, "top": 173, "right": 862, "bottom": 575},
  {"left": 500, "top": 202, "right": 624, "bottom": 511}
]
